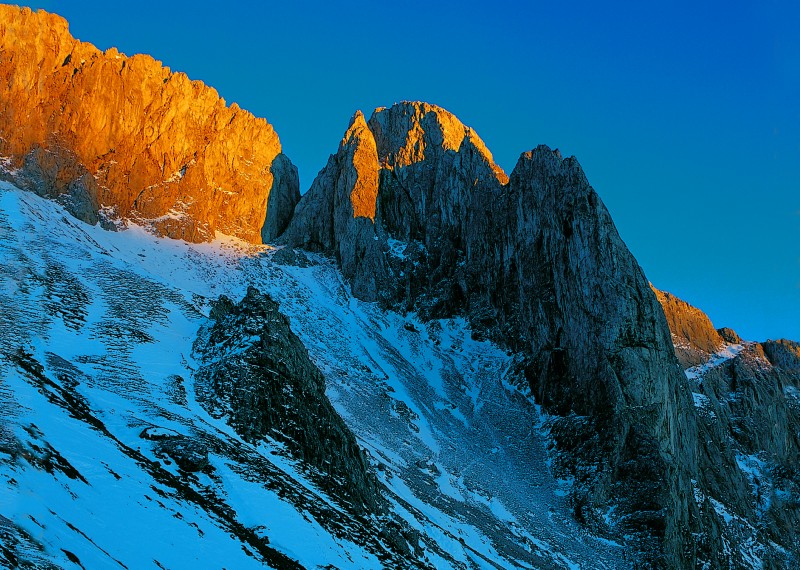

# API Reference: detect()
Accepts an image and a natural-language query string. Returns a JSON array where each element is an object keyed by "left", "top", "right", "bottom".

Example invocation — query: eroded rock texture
[
  {"left": 0, "top": 5, "right": 298, "bottom": 242},
  {"left": 284, "top": 101, "right": 701, "bottom": 567},
  {"left": 763, "top": 339, "right": 800, "bottom": 371}
]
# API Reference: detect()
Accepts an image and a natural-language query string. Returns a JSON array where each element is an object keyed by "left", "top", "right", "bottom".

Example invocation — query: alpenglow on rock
[
  {"left": 651, "top": 285, "right": 725, "bottom": 367},
  {"left": 0, "top": 5, "right": 298, "bottom": 243},
  {"left": 283, "top": 101, "right": 704, "bottom": 567}
]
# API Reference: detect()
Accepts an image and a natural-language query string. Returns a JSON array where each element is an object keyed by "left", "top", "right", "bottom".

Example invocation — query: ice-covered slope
[{"left": 1, "top": 182, "right": 624, "bottom": 569}]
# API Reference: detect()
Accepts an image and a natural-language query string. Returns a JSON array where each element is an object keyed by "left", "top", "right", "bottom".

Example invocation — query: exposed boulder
[{"left": 0, "top": 5, "right": 298, "bottom": 243}]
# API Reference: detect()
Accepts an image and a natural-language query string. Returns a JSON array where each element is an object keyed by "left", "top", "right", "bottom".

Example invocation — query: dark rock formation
[
  {"left": 0, "top": 5, "right": 299, "bottom": 243},
  {"left": 283, "top": 101, "right": 700, "bottom": 567},
  {"left": 192, "top": 287, "right": 383, "bottom": 515},
  {"left": 283, "top": 111, "right": 386, "bottom": 298},
  {"left": 11, "top": 145, "right": 101, "bottom": 225},
  {"left": 651, "top": 286, "right": 725, "bottom": 367},
  {"left": 689, "top": 344, "right": 800, "bottom": 567}
]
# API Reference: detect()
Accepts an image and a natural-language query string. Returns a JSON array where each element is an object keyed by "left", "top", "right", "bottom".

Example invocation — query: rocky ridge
[
  {"left": 3, "top": 7, "right": 797, "bottom": 566},
  {"left": 0, "top": 5, "right": 298, "bottom": 242},
  {"left": 193, "top": 287, "right": 384, "bottom": 516}
]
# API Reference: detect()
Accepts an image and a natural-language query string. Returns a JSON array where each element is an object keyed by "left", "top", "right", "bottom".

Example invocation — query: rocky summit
[{"left": 2, "top": 7, "right": 798, "bottom": 570}]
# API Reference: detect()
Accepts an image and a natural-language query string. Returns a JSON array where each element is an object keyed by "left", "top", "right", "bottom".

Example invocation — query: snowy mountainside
[{"left": 0, "top": 183, "right": 624, "bottom": 569}]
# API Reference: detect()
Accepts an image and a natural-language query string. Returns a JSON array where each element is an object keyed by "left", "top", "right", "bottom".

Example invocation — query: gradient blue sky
[{"left": 20, "top": 1, "right": 800, "bottom": 341}]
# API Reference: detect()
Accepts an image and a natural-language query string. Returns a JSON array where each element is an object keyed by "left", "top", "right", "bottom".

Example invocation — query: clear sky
[{"left": 19, "top": 1, "right": 800, "bottom": 342}]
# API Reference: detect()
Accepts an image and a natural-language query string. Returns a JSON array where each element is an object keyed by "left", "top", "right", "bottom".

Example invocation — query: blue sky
[{"left": 22, "top": 1, "right": 800, "bottom": 341}]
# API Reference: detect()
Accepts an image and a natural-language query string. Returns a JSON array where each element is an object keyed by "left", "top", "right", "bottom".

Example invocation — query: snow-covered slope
[{"left": 1, "top": 183, "right": 624, "bottom": 569}]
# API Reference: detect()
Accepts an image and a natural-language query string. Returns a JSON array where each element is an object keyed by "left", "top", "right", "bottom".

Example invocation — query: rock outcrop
[
  {"left": 718, "top": 326, "right": 743, "bottom": 344},
  {"left": 0, "top": 5, "right": 298, "bottom": 242},
  {"left": 283, "top": 101, "right": 700, "bottom": 567},
  {"left": 192, "top": 287, "right": 384, "bottom": 515},
  {"left": 652, "top": 286, "right": 726, "bottom": 367}
]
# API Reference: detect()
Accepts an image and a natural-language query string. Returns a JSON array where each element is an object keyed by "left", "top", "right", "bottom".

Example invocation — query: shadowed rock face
[
  {"left": 0, "top": 5, "right": 298, "bottom": 242},
  {"left": 261, "top": 153, "right": 300, "bottom": 242},
  {"left": 690, "top": 344, "right": 800, "bottom": 568},
  {"left": 283, "top": 101, "right": 700, "bottom": 567},
  {"left": 651, "top": 286, "right": 725, "bottom": 367}
]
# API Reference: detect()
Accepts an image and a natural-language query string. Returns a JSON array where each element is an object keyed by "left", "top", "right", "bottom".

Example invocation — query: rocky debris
[
  {"left": 284, "top": 101, "right": 700, "bottom": 567},
  {"left": 156, "top": 438, "right": 209, "bottom": 473},
  {"left": 192, "top": 287, "right": 385, "bottom": 516},
  {"left": 0, "top": 6, "right": 298, "bottom": 243},
  {"left": 139, "top": 426, "right": 183, "bottom": 441},
  {"left": 140, "top": 425, "right": 211, "bottom": 473},
  {"left": 652, "top": 286, "right": 725, "bottom": 367},
  {"left": 763, "top": 339, "right": 800, "bottom": 371}
]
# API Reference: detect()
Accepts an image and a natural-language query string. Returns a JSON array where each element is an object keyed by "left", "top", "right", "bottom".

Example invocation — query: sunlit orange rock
[
  {"left": 0, "top": 5, "right": 298, "bottom": 243},
  {"left": 651, "top": 286, "right": 726, "bottom": 367}
]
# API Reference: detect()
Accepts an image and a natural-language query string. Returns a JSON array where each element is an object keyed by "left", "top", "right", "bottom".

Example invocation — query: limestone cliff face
[
  {"left": 689, "top": 343, "right": 800, "bottom": 568},
  {"left": 0, "top": 6, "right": 298, "bottom": 242},
  {"left": 652, "top": 286, "right": 725, "bottom": 367},
  {"left": 283, "top": 101, "right": 700, "bottom": 567}
]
